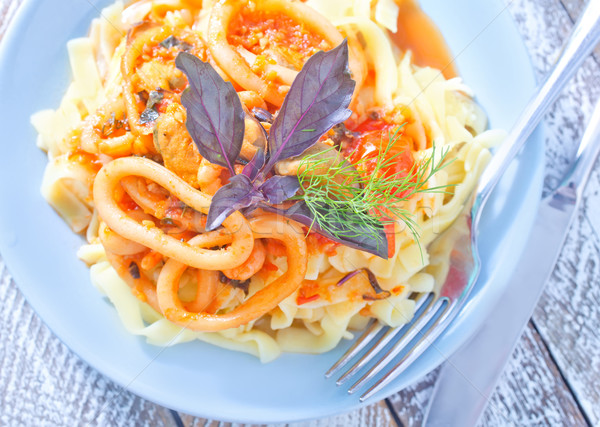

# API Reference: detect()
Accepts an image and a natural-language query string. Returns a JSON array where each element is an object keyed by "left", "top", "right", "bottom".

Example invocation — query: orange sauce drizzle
[{"left": 390, "top": 0, "right": 458, "bottom": 79}]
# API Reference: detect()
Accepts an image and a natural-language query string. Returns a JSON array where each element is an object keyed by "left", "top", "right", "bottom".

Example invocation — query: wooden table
[{"left": 1, "top": 0, "right": 599, "bottom": 425}]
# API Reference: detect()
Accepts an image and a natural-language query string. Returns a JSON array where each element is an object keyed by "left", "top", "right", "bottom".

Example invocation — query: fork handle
[{"left": 473, "top": 0, "right": 600, "bottom": 217}]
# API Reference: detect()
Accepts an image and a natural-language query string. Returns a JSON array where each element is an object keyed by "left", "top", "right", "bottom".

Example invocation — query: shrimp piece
[{"left": 221, "top": 239, "right": 266, "bottom": 281}]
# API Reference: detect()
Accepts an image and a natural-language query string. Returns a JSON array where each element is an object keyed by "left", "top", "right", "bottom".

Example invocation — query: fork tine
[
  {"left": 336, "top": 326, "right": 400, "bottom": 385},
  {"left": 347, "top": 297, "right": 447, "bottom": 395},
  {"left": 336, "top": 293, "right": 433, "bottom": 385},
  {"left": 325, "top": 319, "right": 384, "bottom": 378},
  {"left": 359, "top": 299, "right": 454, "bottom": 401}
]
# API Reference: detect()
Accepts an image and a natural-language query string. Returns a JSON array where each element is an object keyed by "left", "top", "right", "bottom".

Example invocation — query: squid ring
[
  {"left": 156, "top": 214, "right": 307, "bottom": 331},
  {"left": 208, "top": 0, "right": 345, "bottom": 106},
  {"left": 93, "top": 156, "right": 254, "bottom": 270}
]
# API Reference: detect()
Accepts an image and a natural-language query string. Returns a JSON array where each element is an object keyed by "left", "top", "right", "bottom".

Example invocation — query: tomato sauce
[
  {"left": 67, "top": 150, "right": 103, "bottom": 174},
  {"left": 227, "top": 10, "right": 329, "bottom": 70},
  {"left": 344, "top": 118, "right": 415, "bottom": 184}
]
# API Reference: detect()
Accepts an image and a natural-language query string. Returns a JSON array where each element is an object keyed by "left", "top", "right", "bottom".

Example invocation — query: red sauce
[
  {"left": 307, "top": 233, "right": 339, "bottom": 257},
  {"left": 297, "top": 293, "right": 320, "bottom": 305},
  {"left": 67, "top": 150, "right": 103, "bottom": 174},
  {"left": 344, "top": 118, "right": 415, "bottom": 189},
  {"left": 227, "top": 10, "right": 329, "bottom": 70},
  {"left": 262, "top": 260, "right": 279, "bottom": 272},
  {"left": 392, "top": 285, "right": 404, "bottom": 295},
  {"left": 297, "top": 280, "right": 322, "bottom": 305},
  {"left": 118, "top": 192, "right": 140, "bottom": 212},
  {"left": 265, "top": 239, "right": 287, "bottom": 257},
  {"left": 389, "top": 0, "right": 458, "bottom": 79},
  {"left": 384, "top": 222, "right": 396, "bottom": 259}
]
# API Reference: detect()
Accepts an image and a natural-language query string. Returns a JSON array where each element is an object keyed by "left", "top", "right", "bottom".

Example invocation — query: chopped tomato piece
[
  {"left": 384, "top": 222, "right": 396, "bottom": 258},
  {"left": 297, "top": 294, "right": 320, "bottom": 305}
]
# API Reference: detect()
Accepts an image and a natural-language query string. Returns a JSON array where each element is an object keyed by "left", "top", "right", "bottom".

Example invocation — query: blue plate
[{"left": 0, "top": 0, "right": 543, "bottom": 423}]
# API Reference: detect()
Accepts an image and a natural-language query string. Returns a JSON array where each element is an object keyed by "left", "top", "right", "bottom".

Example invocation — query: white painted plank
[
  {"left": 534, "top": 209, "right": 600, "bottom": 425},
  {"left": 507, "top": 0, "right": 600, "bottom": 424},
  {"left": 179, "top": 400, "right": 397, "bottom": 427},
  {"left": 0, "top": 261, "right": 177, "bottom": 427},
  {"left": 479, "top": 326, "right": 588, "bottom": 426},
  {"left": 387, "top": 324, "right": 588, "bottom": 426}
]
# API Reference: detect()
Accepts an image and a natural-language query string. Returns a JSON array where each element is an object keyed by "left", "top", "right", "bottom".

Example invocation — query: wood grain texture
[
  {"left": 509, "top": 0, "right": 600, "bottom": 424},
  {"left": 0, "top": 261, "right": 178, "bottom": 427},
  {"left": 179, "top": 400, "right": 397, "bottom": 427},
  {"left": 387, "top": 324, "right": 587, "bottom": 426},
  {"left": 534, "top": 209, "right": 600, "bottom": 426},
  {"left": 479, "top": 325, "right": 588, "bottom": 426},
  {"left": 387, "top": 369, "right": 440, "bottom": 427}
]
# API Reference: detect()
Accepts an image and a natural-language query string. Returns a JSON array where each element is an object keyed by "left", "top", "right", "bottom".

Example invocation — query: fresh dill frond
[{"left": 295, "top": 127, "right": 453, "bottom": 255}]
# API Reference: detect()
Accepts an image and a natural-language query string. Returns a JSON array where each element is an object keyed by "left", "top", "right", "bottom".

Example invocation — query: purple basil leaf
[
  {"left": 259, "top": 175, "right": 300, "bottom": 204},
  {"left": 176, "top": 52, "right": 245, "bottom": 175},
  {"left": 241, "top": 148, "right": 266, "bottom": 181},
  {"left": 266, "top": 39, "right": 355, "bottom": 170},
  {"left": 262, "top": 201, "right": 388, "bottom": 259},
  {"left": 206, "top": 175, "right": 263, "bottom": 230}
]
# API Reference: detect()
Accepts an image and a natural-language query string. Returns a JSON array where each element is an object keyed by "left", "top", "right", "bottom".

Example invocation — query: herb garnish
[
  {"left": 337, "top": 268, "right": 391, "bottom": 300},
  {"left": 295, "top": 128, "right": 450, "bottom": 252},
  {"left": 139, "top": 89, "right": 164, "bottom": 125},
  {"left": 176, "top": 40, "right": 355, "bottom": 233},
  {"left": 176, "top": 52, "right": 245, "bottom": 174},
  {"left": 160, "top": 35, "right": 192, "bottom": 52},
  {"left": 175, "top": 40, "right": 447, "bottom": 259},
  {"left": 101, "top": 112, "right": 128, "bottom": 137}
]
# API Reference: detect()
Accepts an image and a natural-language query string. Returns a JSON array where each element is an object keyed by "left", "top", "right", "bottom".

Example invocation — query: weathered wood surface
[
  {"left": 388, "top": 326, "right": 589, "bottom": 426},
  {"left": 513, "top": 0, "right": 600, "bottom": 425},
  {"left": 0, "top": 261, "right": 177, "bottom": 427},
  {"left": 179, "top": 401, "right": 398, "bottom": 427},
  {"left": 1, "top": 0, "right": 599, "bottom": 426}
]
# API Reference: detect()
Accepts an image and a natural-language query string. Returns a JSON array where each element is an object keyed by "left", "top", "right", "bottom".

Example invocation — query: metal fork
[{"left": 326, "top": 0, "right": 600, "bottom": 402}]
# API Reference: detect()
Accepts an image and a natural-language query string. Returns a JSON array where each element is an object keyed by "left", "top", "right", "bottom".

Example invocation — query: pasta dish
[{"left": 32, "top": 0, "right": 503, "bottom": 362}]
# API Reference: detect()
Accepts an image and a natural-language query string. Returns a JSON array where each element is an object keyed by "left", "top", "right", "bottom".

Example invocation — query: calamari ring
[
  {"left": 122, "top": 23, "right": 205, "bottom": 136},
  {"left": 187, "top": 269, "right": 219, "bottom": 313},
  {"left": 208, "top": 0, "right": 348, "bottom": 106},
  {"left": 120, "top": 176, "right": 207, "bottom": 233},
  {"left": 104, "top": 227, "right": 235, "bottom": 314},
  {"left": 93, "top": 156, "right": 254, "bottom": 270},
  {"left": 156, "top": 214, "right": 307, "bottom": 331},
  {"left": 99, "top": 221, "right": 146, "bottom": 256}
]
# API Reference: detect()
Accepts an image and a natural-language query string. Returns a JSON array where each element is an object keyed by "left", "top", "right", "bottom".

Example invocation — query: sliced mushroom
[
  {"left": 239, "top": 111, "right": 267, "bottom": 161},
  {"left": 330, "top": 123, "right": 356, "bottom": 150}
]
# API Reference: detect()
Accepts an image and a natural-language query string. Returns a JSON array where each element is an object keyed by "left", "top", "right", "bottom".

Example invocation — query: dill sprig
[{"left": 295, "top": 127, "right": 453, "bottom": 252}]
